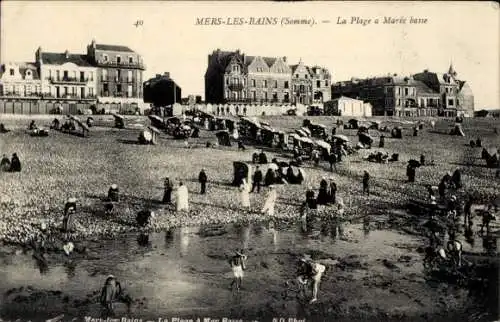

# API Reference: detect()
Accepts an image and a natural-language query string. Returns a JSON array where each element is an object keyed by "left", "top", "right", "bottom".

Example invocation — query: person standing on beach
[
  {"left": 163, "top": 177, "right": 173, "bottom": 204},
  {"left": 10, "top": 153, "right": 21, "bottom": 172},
  {"left": 362, "top": 171, "right": 370, "bottom": 195},
  {"left": 198, "top": 169, "right": 207, "bottom": 194},
  {"left": 251, "top": 166, "right": 263, "bottom": 193},
  {"left": 176, "top": 182, "right": 189, "bottom": 211},
  {"left": 229, "top": 250, "right": 247, "bottom": 291},
  {"left": 261, "top": 185, "right": 277, "bottom": 216},
  {"left": 239, "top": 178, "right": 251, "bottom": 211},
  {"left": 63, "top": 198, "right": 77, "bottom": 232}
]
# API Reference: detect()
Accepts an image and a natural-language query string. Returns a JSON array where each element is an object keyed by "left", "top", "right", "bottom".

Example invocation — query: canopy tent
[
  {"left": 450, "top": 124, "right": 465, "bottom": 136},
  {"left": 295, "top": 129, "right": 308, "bottom": 137},
  {"left": 300, "top": 127, "right": 312, "bottom": 136},
  {"left": 358, "top": 132, "right": 374, "bottom": 146},
  {"left": 315, "top": 139, "right": 331, "bottom": 158},
  {"left": 391, "top": 127, "right": 403, "bottom": 139},
  {"left": 216, "top": 130, "right": 231, "bottom": 146},
  {"left": 232, "top": 162, "right": 252, "bottom": 186},
  {"left": 332, "top": 134, "right": 350, "bottom": 142},
  {"left": 348, "top": 119, "right": 359, "bottom": 129},
  {"left": 148, "top": 115, "right": 166, "bottom": 130}
]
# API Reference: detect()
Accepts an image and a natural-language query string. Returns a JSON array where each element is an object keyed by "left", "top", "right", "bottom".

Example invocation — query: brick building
[
  {"left": 86, "top": 40, "right": 146, "bottom": 113},
  {"left": 332, "top": 64, "right": 474, "bottom": 117},
  {"left": 205, "top": 49, "right": 330, "bottom": 105}
]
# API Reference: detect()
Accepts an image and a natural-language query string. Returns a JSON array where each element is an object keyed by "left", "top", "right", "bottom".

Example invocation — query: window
[
  {"left": 127, "top": 70, "right": 133, "bottom": 82},
  {"left": 103, "top": 83, "right": 109, "bottom": 93},
  {"left": 284, "top": 81, "right": 289, "bottom": 89},
  {"left": 317, "top": 80, "right": 321, "bottom": 88},
  {"left": 9, "top": 69, "right": 14, "bottom": 76},
  {"left": 56, "top": 70, "right": 60, "bottom": 80},
  {"left": 90, "top": 72, "right": 94, "bottom": 81},
  {"left": 251, "top": 79, "right": 256, "bottom": 87},
  {"left": 14, "top": 85, "right": 21, "bottom": 95},
  {"left": 129, "top": 56, "right": 133, "bottom": 64},
  {"left": 35, "top": 85, "right": 41, "bottom": 94},
  {"left": 64, "top": 71, "right": 68, "bottom": 79},
  {"left": 305, "top": 75, "right": 308, "bottom": 79},
  {"left": 251, "top": 91, "right": 256, "bottom": 99},
  {"left": 102, "top": 69, "right": 108, "bottom": 79},
  {"left": 117, "top": 84, "right": 122, "bottom": 93},
  {"left": 25, "top": 85, "right": 31, "bottom": 96},
  {"left": 117, "top": 56, "right": 121, "bottom": 64},
  {"left": 72, "top": 71, "right": 77, "bottom": 79},
  {"left": 89, "top": 88, "right": 94, "bottom": 96},
  {"left": 26, "top": 70, "right": 31, "bottom": 76},
  {"left": 242, "top": 91, "right": 246, "bottom": 99},
  {"left": 117, "top": 70, "right": 121, "bottom": 79},
  {"left": 397, "top": 99, "right": 401, "bottom": 106},
  {"left": 264, "top": 92, "right": 268, "bottom": 100},
  {"left": 127, "top": 85, "right": 132, "bottom": 97},
  {"left": 274, "top": 80, "right": 278, "bottom": 88},
  {"left": 457, "top": 99, "right": 460, "bottom": 106},
  {"left": 226, "top": 78, "right": 229, "bottom": 85},
  {"left": 325, "top": 80, "right": 328, "bottom": 87},
  {"left": 448, "top": 99, "right": 454, "bottom": 106},
  {"left": 263, "top": 80, "right": 267, "bottom": 87},
  {"left": 404, "top": 88, "right": 409, "bottom": 95},
  {"left": 103, "top": 54, "right": 108, "bottom": 62}
]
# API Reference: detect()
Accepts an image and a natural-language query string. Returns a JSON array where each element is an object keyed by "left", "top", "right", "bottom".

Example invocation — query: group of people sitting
[{"left": 1, "top": 153, "right": 21, "bottom": 172}]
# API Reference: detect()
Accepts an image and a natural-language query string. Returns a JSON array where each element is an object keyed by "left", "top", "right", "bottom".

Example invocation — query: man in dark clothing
[
  {"left": 379, "top": 135, "right": 385, "bottom": 148},
  {"left": 420, "top": 154, "right": 426, "bottom": 166},
  {"left": 328, "top": 179, "right": 337, "bottom": 204},
  {"left": 264, "top": 168, "right": 275, "bottom": 186},
  {"left": 362, "top": 171, "right": 370, "bottom": 195},
  {"left": 451, "top": 169, "right": 462, "bottom": 189},
  {"left": 251, "top": 166, "right": 263, "bottom": 193},
  {"left": 438, "top": 179, "right": 446, "bottom": 198},
  {"left": 463, "top": 195, "right": 473, "bottom": 229},
  {"left": 328, "top": 153, "right": 337, "bottom": 172},
  {"left": 10, "top": 153, "right": 21, "bottom": 172},
  {"left": 317, "top": 178, "right": 329, "bottom": 205},
  {"left": 306, "top": 188, "right": 317, "bottom": 210},
  {"left": 406, "top": 165, "right": 416, "bottom": 182},
  {"left": 198, "top": 169, "right": 207, "bottom": 194},
  {"left": 163, "top": 177, "right": 173, "bottom": 204},
  {"left": 107, "top": 184, "right": 119, "bottom": 202}
]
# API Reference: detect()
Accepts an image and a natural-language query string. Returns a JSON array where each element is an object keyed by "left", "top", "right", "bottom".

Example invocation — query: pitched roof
[
  {"left": 41, "top": 52, "right": 94, "bottom": 67},
  {"left": 414, "top": 80, "right": 439, "bottom": 97},
  {"left": 95, "top": 44, "right": 134, "bottom": 53},
  {"left": 263, "top": 57, "right": 277, "bottom": 67},
  {"left": 19, "top": 62, "right": 40, "bottom": 80}
]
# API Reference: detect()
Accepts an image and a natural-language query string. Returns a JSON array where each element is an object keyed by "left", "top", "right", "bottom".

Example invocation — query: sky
[{"left": 1, "top": 1, "right": 499, "bottom": 109}]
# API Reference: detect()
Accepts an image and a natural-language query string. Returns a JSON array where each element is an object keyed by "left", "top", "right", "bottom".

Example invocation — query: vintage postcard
[{"left": 0, "top": 1, "right": 498, "bottom": 322}]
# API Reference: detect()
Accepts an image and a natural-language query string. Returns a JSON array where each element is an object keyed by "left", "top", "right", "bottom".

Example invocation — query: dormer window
[
  {"left": 117, "top": 56, "right": 121, "bottom": 64},
  {"left": 103, "top": 54, "right": 108, "bottom": 62},
  {"left": 129, "top": 56, "right": 133, "bottom": 64},
  {"left": 9, "top": 69, "right": 14, "bottom": 76}
]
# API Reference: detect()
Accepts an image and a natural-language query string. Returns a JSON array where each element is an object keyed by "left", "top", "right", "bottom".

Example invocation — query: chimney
[
  {"left": 65, "top": 50, "right": 69, "bottom": 59},
  {"left": 283, "top": 56, "right": 287, "bottom": 63},
  {"left": 164, "top": 72, "right": 170, "bottom": 78},
  {"left": 91, "top": 39, "right": 96, "bottom": 48}
]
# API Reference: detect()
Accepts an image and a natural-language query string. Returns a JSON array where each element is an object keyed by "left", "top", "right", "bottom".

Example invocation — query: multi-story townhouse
[
  {"left": 86, "top": 40, "right": 146, "bottom": 112},
  {"left": 0, "top": 62, "right": 42, "bottom": 98}
]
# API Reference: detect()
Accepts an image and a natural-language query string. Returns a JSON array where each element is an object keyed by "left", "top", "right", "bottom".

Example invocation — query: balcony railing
[
  {"left": 97, "top": 60, "right": 146, "bottom": 70},
  {"left": 228, "top": 83, "right": 244, "bottom": 91},
  {"left": 49, "top": 77, "right": 89, "bottom": 84}
]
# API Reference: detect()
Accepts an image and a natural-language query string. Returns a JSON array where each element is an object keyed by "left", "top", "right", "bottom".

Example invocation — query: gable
[
  {"left": 269, "top": 58, "right": 291, "bottom": 73},
  {"left": 247, "top": 56, "right": 269, "bottom": 73}
]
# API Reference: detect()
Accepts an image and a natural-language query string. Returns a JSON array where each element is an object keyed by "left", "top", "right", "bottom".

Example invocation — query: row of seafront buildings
[
  {"left": 204, "top": 49, "right": 474, "bottom": 117},
  {"left": 0, "top": 43, "right": 475, "bottom": 117},
  {"left": 0, "top": 40, "right": 146, "bottom": 114}
]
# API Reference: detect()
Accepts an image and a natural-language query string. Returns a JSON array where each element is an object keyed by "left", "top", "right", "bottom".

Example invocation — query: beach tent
[
  {"left": 300, "top": 127, "right": 312, "bottom": 136},
  {"left": 232, "top": 162, "right": 252, "bottom": 186},
  {"left": 112, "top": 113, "right": 125, "bottom": 129},
  {"left": 216, "top": 130, "right": 231, "bottom": 146},
  {"left": 358, "top": 132, "right": 373, "bottom": 146}
]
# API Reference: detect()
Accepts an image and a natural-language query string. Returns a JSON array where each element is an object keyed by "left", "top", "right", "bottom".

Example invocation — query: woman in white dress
[
  {"left": 239, "top": 179, "right": 251, "bottom": 210},
  {"left": 261, "top": 185, "right": 277, "bottom": 216},
  {"left": 176, "top": 182, "right": 189, "bottom": 211}
]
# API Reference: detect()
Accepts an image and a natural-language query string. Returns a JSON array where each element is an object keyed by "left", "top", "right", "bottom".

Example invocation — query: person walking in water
[
  {"left": 261, "top": 185, "right": 277, "bottom": 216},
  {"left": 229, "top": 249, "right": 247, "bottom": 292}
]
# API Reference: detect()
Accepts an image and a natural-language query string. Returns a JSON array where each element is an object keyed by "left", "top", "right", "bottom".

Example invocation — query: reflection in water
[
  {"left": 137, "top": 233, "right": 150, "bottom": 247},
  {"left": 165, "top": 229, "right": 174, "bottom": 249},
  {"left": 240, "top": 223, "right": 251, "bottom": 250},
  {"left": 179, "top": 227, "right": 190, "bottom": 257},
  {"left": 363, "top": 217, "right": 371, "bottom": 237}
]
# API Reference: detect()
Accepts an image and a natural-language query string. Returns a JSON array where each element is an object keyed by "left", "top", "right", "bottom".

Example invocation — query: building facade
[
  {"left": 36, "top": 47, "right": 97, "bottom": 101},
  {"left": 143, "top": 72, "right": 182, "bottom": 107},
  {"left": 332, "top": 65, "right": 474, "bottom": 117},
  {"left": 0, "top": 62, "right": 41, "bottom": 98},
  {"left": 86, "top": 40, "right": 146, "bottom": 112},
  {"left": 205, "top": 49, "right": 329, "bottom": 105},
  {"left": 324, "top": 96, "right": 372, "bottom": 117}
]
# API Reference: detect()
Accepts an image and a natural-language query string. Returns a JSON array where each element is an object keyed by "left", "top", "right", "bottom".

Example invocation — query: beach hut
[
  {"left": 315, "top": 140, "right": 331, "bottom": 159},
  {"left": 232, "top": 162, "right": 252, "bottom": 186},
  {"left": 112, "top": 113, "right": 125, "bottom": 129},
  {"left": 358, "top": 132, "right": 373, "bottom": 147}
]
